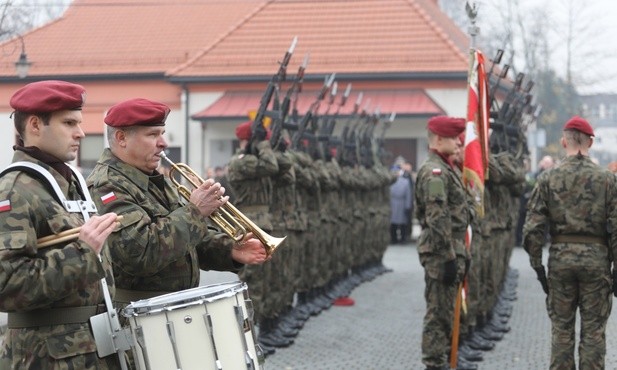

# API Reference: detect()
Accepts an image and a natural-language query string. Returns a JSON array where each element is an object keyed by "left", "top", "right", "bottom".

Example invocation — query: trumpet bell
[{"left": 263, "top": 235, "right": 286, "bottom": 257}]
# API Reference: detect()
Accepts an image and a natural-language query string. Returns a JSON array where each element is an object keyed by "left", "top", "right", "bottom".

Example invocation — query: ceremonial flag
[{"left": 462, "top": 49, "right": 490, "bottom": 217}]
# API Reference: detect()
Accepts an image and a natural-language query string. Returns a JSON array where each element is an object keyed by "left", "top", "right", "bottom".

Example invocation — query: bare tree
[{"left": 0, "top": 0, "right": 67, "bottom": 41}]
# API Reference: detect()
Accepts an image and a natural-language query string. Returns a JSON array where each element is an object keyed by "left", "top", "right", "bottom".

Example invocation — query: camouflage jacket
[
  {"left": 227, "top": 140, "right": 279, "bottom": 231},
  {"left": 523, "top": 154, "right": 617, "bottom": 269},
  {"left": 415, "top": 151, "right": 470, "bottom": 278},
  {"left": 87, "top": 149, "right": 239, "bottom": 292},
  {"left": 0, "top": 150, "right": 116, "bottom": 368}
]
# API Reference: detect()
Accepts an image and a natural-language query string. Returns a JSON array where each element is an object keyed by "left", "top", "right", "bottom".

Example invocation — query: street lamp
[{"left": 14, "top": 36, "right": 31, "bottom": 78}]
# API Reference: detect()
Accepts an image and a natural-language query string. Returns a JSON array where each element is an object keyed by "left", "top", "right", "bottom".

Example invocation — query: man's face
[
  {"left": 438, "top": 136, "right": 460, "bottom": 156},
  {"left": 36, "top": 110, "right": 84, "bottom": 162},
  {"left": 122, "top": 126, "right": 168, "bottom": 173}
]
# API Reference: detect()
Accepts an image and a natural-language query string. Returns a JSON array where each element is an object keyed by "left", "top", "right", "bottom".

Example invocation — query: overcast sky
[{"left": 476, "top": 0, "right": 617, "bottom": 95}]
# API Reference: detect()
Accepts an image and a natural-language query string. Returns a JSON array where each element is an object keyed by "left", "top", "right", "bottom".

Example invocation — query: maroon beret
[
  {"left": 564, "top": 115, "right": 594, "bottom": 136},
  {"left": 10, "top": 80, "right": 86, "bottom": 113},
  {"left": 427, "top": 116, "right": 466, "bottom": 137},
  {"left": 235, "top": 121, "right": 252, "bottom": 140},
  {"left": 104, "top": 98, "right": 170, "bottom": 127}
]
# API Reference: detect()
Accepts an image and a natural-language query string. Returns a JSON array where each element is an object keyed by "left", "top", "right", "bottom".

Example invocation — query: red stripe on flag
[{"left": 463, "top": 49, "right": 490, "bottom": 218}]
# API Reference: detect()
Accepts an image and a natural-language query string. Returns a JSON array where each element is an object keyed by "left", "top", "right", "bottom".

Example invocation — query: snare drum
[{"left": 122, "top": 281, "right": 263, "bottom": 370}]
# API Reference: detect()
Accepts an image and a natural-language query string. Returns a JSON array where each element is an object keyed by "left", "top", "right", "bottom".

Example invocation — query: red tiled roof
[
  {"left": 0, "top": 0, "right": 265, "bottom": 77},
  {"left": 192, "top": 89, "right": 444, "bottom": 119},
  {"left": 171, "top": 0, "right": 469, "bottom": 77},
  {"left": 0, "top": 0, "right": 468, "bottom": 78}
]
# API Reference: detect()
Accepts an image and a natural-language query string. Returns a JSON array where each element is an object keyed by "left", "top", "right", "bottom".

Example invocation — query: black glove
[
  {"left": 612, "top": 269, "right": 617, "bottom": 297},
  {"left": 254, "top": 126, "right": 268, "bottom": 142},
  {"left": 534, "top": 266, "right": 549, "bottom": 294},
  {"left": 443, "top": 259, "right": 457, "bottom": 285}
]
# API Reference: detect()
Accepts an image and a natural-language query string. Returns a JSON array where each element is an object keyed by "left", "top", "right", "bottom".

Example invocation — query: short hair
[
  {"left": 563, "top": 129, "right": 591, "bottom": 148},
  {"left": 14, "top": 111, "right": 52, "bottom": 139},
  {"left": 107, "top": 125, "right": 137, "bottom": 147}
]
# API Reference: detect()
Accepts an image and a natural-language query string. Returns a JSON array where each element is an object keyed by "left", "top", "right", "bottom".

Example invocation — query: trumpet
[{"left": 159, "top": 152, "right": 285, "bottom": 256}]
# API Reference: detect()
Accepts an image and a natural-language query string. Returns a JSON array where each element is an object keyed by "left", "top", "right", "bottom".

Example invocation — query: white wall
[
  {"left": 0, "top": 118, "right": 15, "bottom": 170},
  {"left": 425, "top": 88, "right": 467, "bottom": 118}
]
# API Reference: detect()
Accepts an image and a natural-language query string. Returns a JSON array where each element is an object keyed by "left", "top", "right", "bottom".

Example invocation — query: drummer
[{"left": 86, "top": 98, "right": 268, "bottom": 308}]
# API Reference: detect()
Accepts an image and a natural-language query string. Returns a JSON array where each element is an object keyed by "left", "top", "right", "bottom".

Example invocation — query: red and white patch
[
  {"left": 101, "top": 192, "right": 117, "bottom": 205},
  {"left": 431, "top": 168, "right": 442, "bottom": 175},
  {"left": 0, "top": 200, "right": 10, "bottom": 212}
]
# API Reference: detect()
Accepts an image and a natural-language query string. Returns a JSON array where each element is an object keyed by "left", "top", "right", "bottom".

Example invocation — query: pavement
[
  {"left": 5, "top": 243, "right": 617, "bottom": 369},
  {"left": 256, "top": 244, "right": 617, "bottom": 370}
]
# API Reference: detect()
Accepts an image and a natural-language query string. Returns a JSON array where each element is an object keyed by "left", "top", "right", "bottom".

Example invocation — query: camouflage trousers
[
  {"left": 546, "top": 263, "right": 612, "bottom": 370},
  {"left": 421, "top": 273, "right": 457, "bottom": 367}
]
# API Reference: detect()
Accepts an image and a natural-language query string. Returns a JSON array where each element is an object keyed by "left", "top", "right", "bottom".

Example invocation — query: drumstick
[{"left": 37, "top": 215, "right": 124, "bottom": 249}]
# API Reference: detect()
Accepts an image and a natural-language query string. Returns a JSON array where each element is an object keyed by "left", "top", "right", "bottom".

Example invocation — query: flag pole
[{"left": 450, "top": 3, "right": 479, "bottom": 369}]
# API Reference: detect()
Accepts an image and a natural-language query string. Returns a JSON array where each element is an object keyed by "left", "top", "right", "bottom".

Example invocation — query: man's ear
[
  {"left": 560, "top": 136, "right": 566, "bottom": 149},
  {"left": 114, "top": 129, "right": 127, "bottom": 147}
]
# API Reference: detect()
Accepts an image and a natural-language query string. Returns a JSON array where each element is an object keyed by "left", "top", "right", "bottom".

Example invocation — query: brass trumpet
[{"left": 159, "top": 152, "right": 285, "bottom": 256}]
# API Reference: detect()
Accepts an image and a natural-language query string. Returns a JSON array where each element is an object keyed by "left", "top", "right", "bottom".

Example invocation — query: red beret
[
  {"left": 235, "top": 121, "right": 252, "bottom": 140},
  {"left": 427, "top": 116, "right": 466, "bottom": 137},
  {"left": 104, "top": 98, "right": 170, "bottom": 127},
  {"left": 10, "top": 80, "right": 86, "bottom": 113},
  {"left": 564, "top": 115, "right": 594, "bottom": 136}
]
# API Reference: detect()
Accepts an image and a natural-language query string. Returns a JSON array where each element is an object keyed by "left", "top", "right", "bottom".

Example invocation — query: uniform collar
[{"left": 97, "top": 148, "right": 154, "bottom": 192}]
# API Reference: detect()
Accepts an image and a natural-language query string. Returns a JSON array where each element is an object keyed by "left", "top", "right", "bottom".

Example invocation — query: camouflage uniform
[
  {"left": 227, "top": 141, "right": 279, "bottom": 322},
  {"left": 87, "top": 148, "right": 240, "bottom": 303},
  {"left": 523, "top": 154, "right": 617, "bottom": 370},
  {"left": 415, "top": 150, "right": 470, "bottom": 368},
  {"left": 0, "top": 150, "right": 119, "bottom": 369},
  {"left": 269, "top": 150, "right": 296, "bottom": 315}
]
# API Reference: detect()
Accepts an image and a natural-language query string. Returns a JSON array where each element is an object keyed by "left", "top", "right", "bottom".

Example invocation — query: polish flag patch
[
  {"left": 101, "top": 192, "right": 117, "bottom": 205},
  {"left": 432, "top": 168, "right": 442, "bottom": 175},
  {"left": 0, "top": 200, "right": 10, "bottom": 212}
]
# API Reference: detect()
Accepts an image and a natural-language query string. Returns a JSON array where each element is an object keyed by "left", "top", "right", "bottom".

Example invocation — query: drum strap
[
  {"left": 7, "top": 305, "right": 104, "bottom": 328},
  {"left": 114, "top": 288, "right": 174, "bottom": 304}
]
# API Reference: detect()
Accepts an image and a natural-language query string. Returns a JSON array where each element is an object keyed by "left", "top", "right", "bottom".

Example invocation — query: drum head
[{"left": 122, "top": 281, "right": 246, "bottom": 317}]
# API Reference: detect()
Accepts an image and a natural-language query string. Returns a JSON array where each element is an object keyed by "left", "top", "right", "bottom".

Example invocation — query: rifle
[
  {"left": 270, "top": 53, "right": 309, "bottom": 150},
  {"left": 246, "top": 36, "right": 297, "bottom": 154},
  {"left": 322, "top": 83, "right": 352, "bottom": 160},
  {"left": 337, "top": 91, "right": 362, "bottom": 165},
  {"left": 358, "top": 107, "right": 380, "bottom": 167},
  {"left": 375, "top": 112, "right": 395, "bottom": 165},
  {"left": 290, "top": 73, "right": 336, "bottom": 151}
]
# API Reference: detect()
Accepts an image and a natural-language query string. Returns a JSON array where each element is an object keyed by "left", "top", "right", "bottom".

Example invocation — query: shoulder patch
[
  {"left": 427, "top": 177, "right": 446, "bottom": 199},
  {"left": 432, "top": 168, "right": 442, "bottom": 175},
  {"left": 101, "top": 192, "right": 117, "bottom": 205},
  {"left": 0, "top": 199, "right": 10, "bottom": 212}
]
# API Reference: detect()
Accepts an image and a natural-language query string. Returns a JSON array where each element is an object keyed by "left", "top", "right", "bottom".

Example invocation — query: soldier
[
  {"left": 87, "top": 98, "right": 268, "bottom": 304},
  {"left": 415, "top": 116, "right": 475, "bottom": 370},
  {"left": 523, "top": 116, "right": 617, "bottom": 370},
  {"left": 0, "top": 81, "right": 120, "bottom": 369},
  {"left": 226, "top": 121, "right": 289, "bottom": 352}
]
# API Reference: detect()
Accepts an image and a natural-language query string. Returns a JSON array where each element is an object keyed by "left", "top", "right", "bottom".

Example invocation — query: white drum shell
[{"left": 123, "top": 281, "right": 260, "bottom": 370}]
